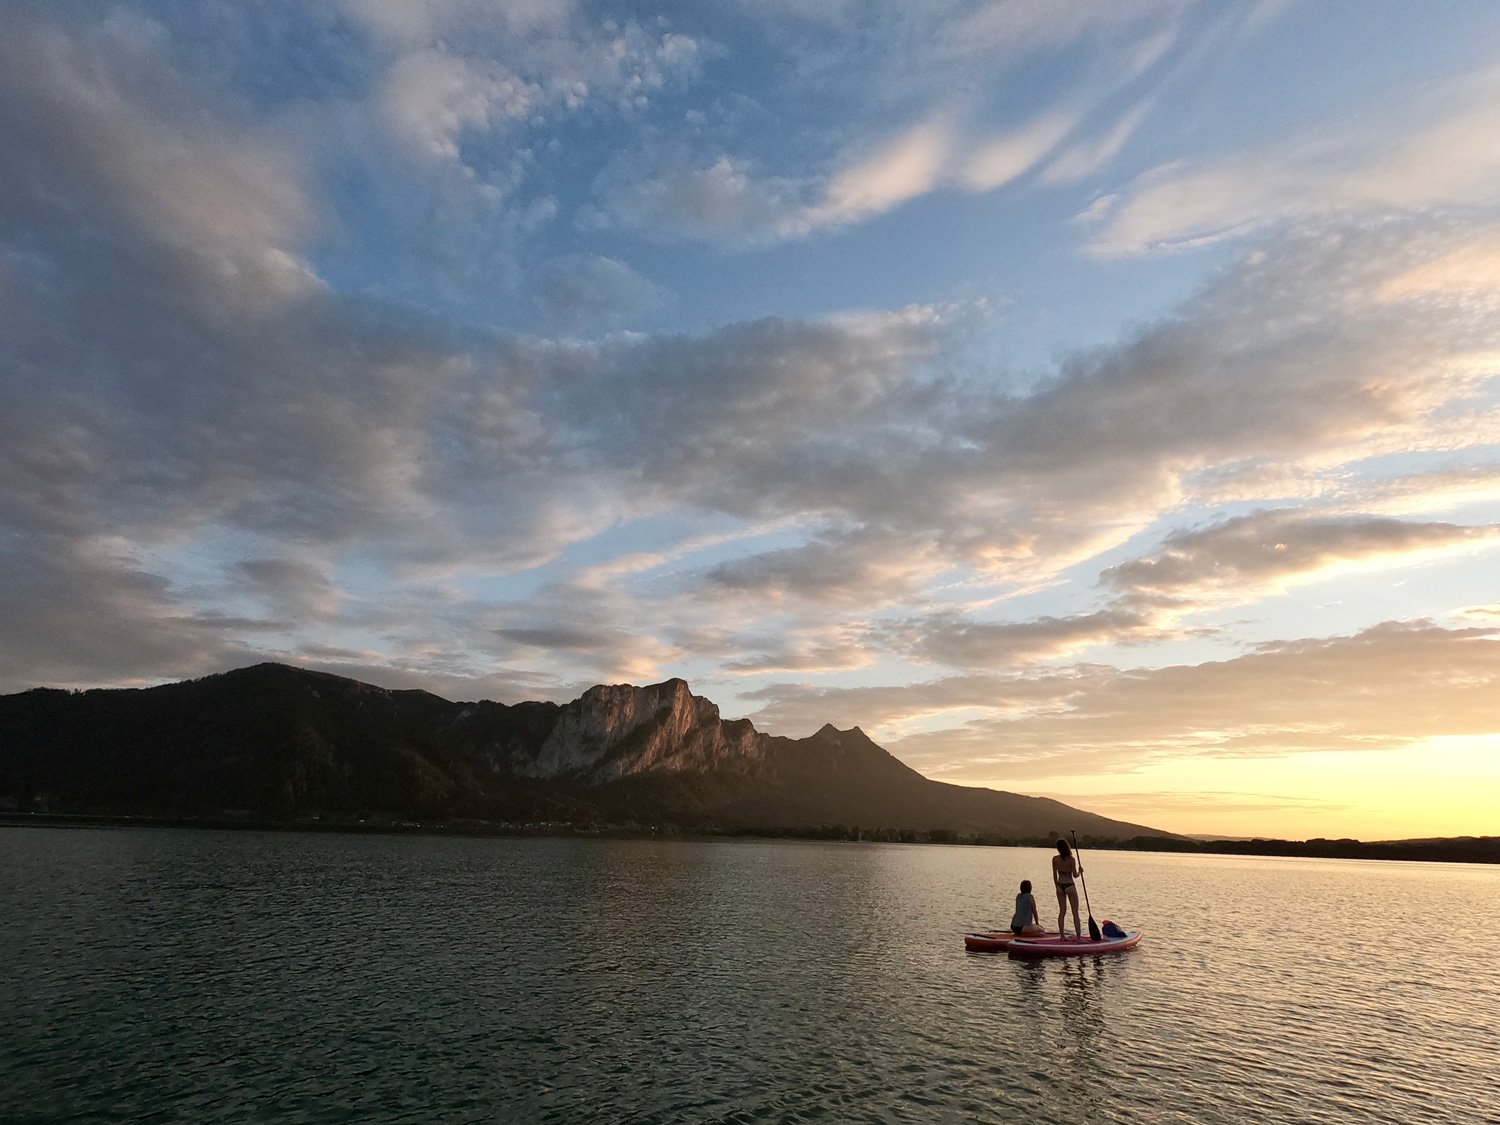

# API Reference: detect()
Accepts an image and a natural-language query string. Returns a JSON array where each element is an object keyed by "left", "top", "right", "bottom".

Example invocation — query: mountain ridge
[{"left": 0, "top": 662, "right": 1174, "bottom": 840}]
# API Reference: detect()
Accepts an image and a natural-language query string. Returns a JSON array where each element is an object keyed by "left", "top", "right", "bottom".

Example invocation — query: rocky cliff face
[
  {"left": 0, "top": 662, "right": 1178, "bottom": 839},
  {"left": 521, "top": 678, "right": 766, "bottom": 780}
]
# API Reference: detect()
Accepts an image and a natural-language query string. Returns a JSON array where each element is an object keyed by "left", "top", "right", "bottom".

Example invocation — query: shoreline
[{"left": 2, "top": 812, "right": 1494, "bottom": 864}]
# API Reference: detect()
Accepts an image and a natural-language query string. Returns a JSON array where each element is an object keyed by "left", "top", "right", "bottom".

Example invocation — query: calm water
[{"left": 3, "top": 829, "right": 1496, "bottom": 1124}]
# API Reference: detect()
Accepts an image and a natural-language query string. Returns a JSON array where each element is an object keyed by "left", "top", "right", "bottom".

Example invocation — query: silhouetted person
[
  {"left": 1010, "top": 878, "right": 1045, "bottom": 936},
  {"left": 1052, "top": 839, "right": 1083, "bottom": 938}
]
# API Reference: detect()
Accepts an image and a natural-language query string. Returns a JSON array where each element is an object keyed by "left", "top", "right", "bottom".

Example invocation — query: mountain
[{"left": 0, "top": 663, "right": 1170, "bottom": 839}]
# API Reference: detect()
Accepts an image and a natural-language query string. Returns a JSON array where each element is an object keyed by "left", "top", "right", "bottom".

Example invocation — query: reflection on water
[{"left": 3, "top": 829, "right": 1496, "bottom": 1123}]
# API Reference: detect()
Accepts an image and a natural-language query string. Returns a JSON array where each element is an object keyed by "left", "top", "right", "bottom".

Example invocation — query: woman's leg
[
  {"left": 1066, "top": 886, "right": 1081, "bottom": 937},
  {"left": 1056, "top": 888, "right": 1067, "bottom": 936}
]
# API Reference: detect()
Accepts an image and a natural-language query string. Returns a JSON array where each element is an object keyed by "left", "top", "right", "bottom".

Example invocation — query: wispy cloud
[
  {"left": 582, "top": 1, "right": 1199, "bottom": 245},
  {"left": 1103, "top": 511, "right": 1500, "bottom": 608},
  {"left": 1040, "top": 100, "right": 1155, "bottom": 185},
  {"left": 958, "top": 109, "right": 1082, "bottom": 192},
  {"left": 590, "top": 94, "right": 1144, "bottom": 244},
  {"left": 745, "top": 619, "right": 1500, "bottom": 782},
  {"left": 1086, "top": 66, "right": 1500, "bottom": 256},
  {"left": 805, "top": 116, "right": 955, "bottom": 229}
]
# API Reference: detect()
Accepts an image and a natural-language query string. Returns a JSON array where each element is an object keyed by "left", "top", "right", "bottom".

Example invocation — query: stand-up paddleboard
[
  {"left": 1006, "top": 930, "right": 1142, "bottom": 956},
  {"left": 963, "top": 930, "right": 1061, "bottom": 952}
]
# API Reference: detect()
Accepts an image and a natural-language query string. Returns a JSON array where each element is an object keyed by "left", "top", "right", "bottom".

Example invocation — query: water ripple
[{"left": 4, "top": 831, "right": 1496, "bottom": 1123}]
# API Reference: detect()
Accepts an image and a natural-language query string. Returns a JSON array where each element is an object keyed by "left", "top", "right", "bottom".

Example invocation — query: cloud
[
  {"left": 721, "top": 627, "right": 876, "bottom": 675},
  {"left": 1040, "top": 100, "right": 1153, "bottom": 185},
  {"left": 588, "top": 100, "right": 1117, "bottom": 244},
  {"left": 379, "top": 49, "right": 540, "bottom": 160},
  {"left": 577, "top": 2, "right": 1197, "bottom": 249},
  {"left": 958, "top": 110, "right": 1081, "bottom": 192},
  {"left": 474, "top": 581, "right": 686, "bottom": 686},
  {"left": 805, "top": 506, "right": 1500, "bottom": 678},
  {"left": 4, "top": 5, "right": 1500, "bottom": 705},
  {"left": 1377, "top": 229, "right": 1500, "bottom": 305},
  {"left": 250, "top": 3, "right": 709, "bottom": 298},
  {"left": 0, "top": 11, "right": 313, "bottom": 294},
  {"left": 741, "top": 0, "right": 1186, "bottom": 108},
  {"left": 1087, "top": 65, "right": 1500, "bottom": 256},
  {"left": 804, "top": 117, "right": 953, "bottom": 228},
  {"left": 543, "top": 306, "right": 951, "bottom": 511},
  {"left": 256, "top": 639, "right": 563, "bottom": 706},
  {"left": 1360, "top": 468, "right": 1500, "bottom": 518},
  {"left": 532, "top": 254, "right": 661, "bottom": 325},
  {"left": 335, "top": 0, "right": 577, "bottom": 47},
  {"left": 583, "top": 143, "right": 808, "bottom": 242},
  {"left": 372, "top": 19, "right": 704, "bottom": 292},
  {"left": 880, "top": 608, "right": 1167, "bottom": 670},
  {"left": 891, "top": 620, "right": 1500, "bottom": 782},
  {"left": 621, "top": 221, "right": 1500, "bottom": 607},
  {"left": 703, "top": 528, "right": 951, "bottom": 607},
  {"left": 0, "top": 12, "right": 613, "bottom": 647},
  {"left": 1103, "top": 510, "right": 1500, "bottom": 607},
  {"left": 0, "top": 532, "right": 268, "bottom": 690},
  {"left": 235, "top": 557, "right": 345, "bottom": 623},
  {"left": 337, "top": 0, "right": 703, "bottom": 108},
  {"left": 936, "top": 0, "right": 1190, "bottom": 66},
  {"left": 739, "top": 619, "right": 1500, "bottom": 783},
  {"left": 7, "top": 191, "right": 1499, "bottom": 693},
  {"left": 737, "top": 671, "right": 1039, "bottom": 738}
]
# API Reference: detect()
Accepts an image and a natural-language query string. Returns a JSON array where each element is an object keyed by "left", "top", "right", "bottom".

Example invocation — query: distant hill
[
  {"left": 1116, "top": 834, "right": 1498, "bottom": 864},
  {"left": 0, "top": 663, "right": 1169, "bottom": 840}
]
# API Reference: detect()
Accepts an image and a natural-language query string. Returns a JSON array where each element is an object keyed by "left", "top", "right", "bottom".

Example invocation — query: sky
[{"left": 4, "top": 0, "right": 1500, "bottom": 842}]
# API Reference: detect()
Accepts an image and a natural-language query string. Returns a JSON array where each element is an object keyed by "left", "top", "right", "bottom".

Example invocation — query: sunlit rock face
[
  {"left": 0, "top": 663, "right": 1179, "bottom": 837},
  {"left": 522, "top": 678, "right": 766, "bottom": 780}
]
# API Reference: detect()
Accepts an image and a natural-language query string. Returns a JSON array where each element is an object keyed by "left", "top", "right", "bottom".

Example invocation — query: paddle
[{"left": 1071, "top": 830, "right": 1103, "bottom": 942}]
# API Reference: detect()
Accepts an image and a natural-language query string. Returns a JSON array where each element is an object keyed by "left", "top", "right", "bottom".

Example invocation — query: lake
[{"left": 3, "top": 828, "right": 1495, "bottom": 1123}]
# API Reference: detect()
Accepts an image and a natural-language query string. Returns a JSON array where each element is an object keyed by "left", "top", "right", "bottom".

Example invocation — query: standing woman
[{"left": 1052, "top": 839, "right": 1083, "bottom": 939}]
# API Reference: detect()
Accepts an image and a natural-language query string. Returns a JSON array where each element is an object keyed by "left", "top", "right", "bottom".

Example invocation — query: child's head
[{"left": 1020, "top": 879, "right": 1032, "bottom": 893}]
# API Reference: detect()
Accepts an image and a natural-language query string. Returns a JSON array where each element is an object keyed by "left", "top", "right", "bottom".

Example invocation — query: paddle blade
[{"left": 1088, "top": 915, "right": 1102, "bottom": 941}]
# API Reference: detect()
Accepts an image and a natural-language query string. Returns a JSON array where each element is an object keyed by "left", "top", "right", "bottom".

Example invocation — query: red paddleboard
[
  {"left": 963, "top": 930, "right": 1062, "bottom": 952},
  {"left": 1005, "top": 931, "right": 1142, "bottom": 956}
]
